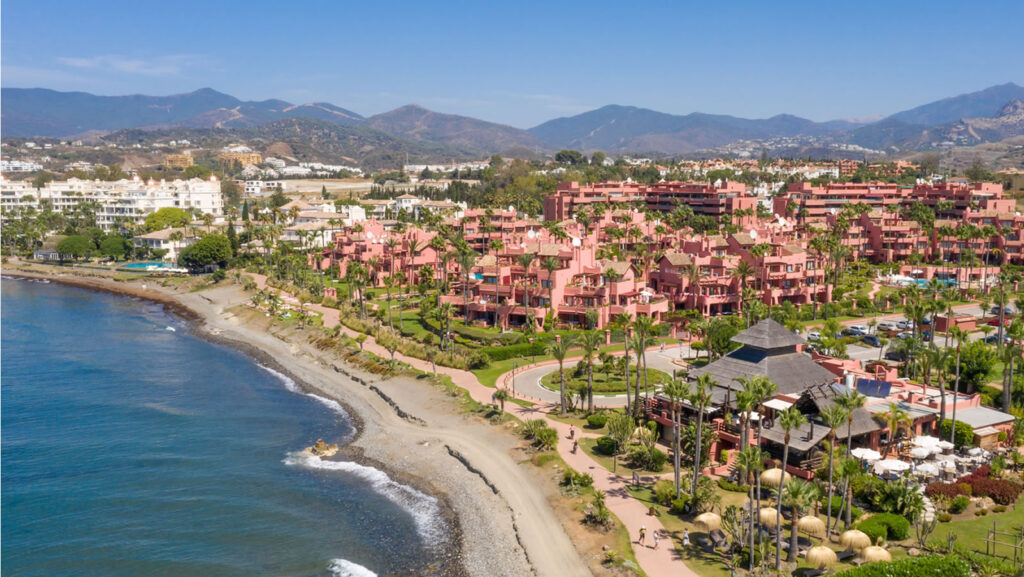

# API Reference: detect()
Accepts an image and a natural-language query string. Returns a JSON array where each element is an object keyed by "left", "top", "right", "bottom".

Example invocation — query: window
[{"left": 541, "top": 280, "right": 552, "bottom": 289}]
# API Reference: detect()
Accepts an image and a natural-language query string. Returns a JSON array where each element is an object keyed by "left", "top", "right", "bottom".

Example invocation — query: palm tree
[
  {"left": 547, "top": 337, "right": 575, "bottom": 415},
  {"left": 734, "top": 445, "right": 765, "bottom": 570},
  {"left": 615, "top": 313, "right": 634, "bottom": 415},
  {"left": 493, "top": 389, "right": 510, "bottom": 415},
  {"left": 691, "top": 374, "right": 715, "bottom": 504},
  {"left": 949, "top": 327, "right": 968, "bottom": 445},
  {"left": 735, "top": 390, "right": 757, "bottom": 453},
  {"left": 579, "top": 331, "right": 602, "bottom": 413},
  {"left": 687, "top": 263, "right": 701, "bottom": 312},
  {"left": 734, "top": 259, "right": 755, "bottom": 322},
  {"left": 541, "top": 256, "right": 560, "bottom": 313},
  {"left": 775, "top": 407, "right": 808, "bottom": 570},
  {"left": 633, "top": 314, "right": 655, "bottom": 416},
  {"left": 835, "top": 389, "right": 867, "bottom": 454},
  {"left": 876, "top": 403, "right": 912, "bottom": 457},
  {"left": 779, "top": 478, "right": 818, "bottom": 562},
  {"left": 821, "top": 405, "right": 849, "bottom": 540},
  {"left": 663, "top": 379, "right": 690, "bottom": 500},
  {"left": 383, "top": 275, "right": 395, "bottom": 329},
  {"left": 628, "top": 334, "right": 644, "bottom": 418}
]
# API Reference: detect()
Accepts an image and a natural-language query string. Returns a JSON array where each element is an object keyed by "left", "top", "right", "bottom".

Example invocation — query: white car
[
  {"left": 896, "top": 320, "right": 913, "bottom": 330},
  {"left": 807, "top": 330, "right": 821, "bottom": 341},
  {"left": 849, "top": 324, "right": 869, "bottom": 334},
  {"left": 877, "top": 321, "right": 898, "bottom": 332}
]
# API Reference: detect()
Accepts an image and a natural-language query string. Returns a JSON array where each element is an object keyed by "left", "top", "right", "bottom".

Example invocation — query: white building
[
  {"left": 132, "top": 227, "right": 199, "bottom": 261},
  {"left": 1, "top": 175, "right": 224, "bottom": 231}
]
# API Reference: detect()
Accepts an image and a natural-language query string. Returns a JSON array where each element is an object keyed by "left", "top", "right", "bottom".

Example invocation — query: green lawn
[
  {"left": 930, "top": 501, "right": 1024, "bottom": 560},
  {"left": 578, "top": 437, "right": 652, "bottom": 477},
  {"left": 541, "top": 368, "right": 669, "bottom": 395}
]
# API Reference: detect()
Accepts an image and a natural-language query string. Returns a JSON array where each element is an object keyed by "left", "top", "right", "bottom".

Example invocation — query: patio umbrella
[
  {"left": 969, "top": 447, "right": 984, "bottom": 456},
  {"left": 798, "top": 516, "right": 826, "bottom": 537},
  {"left": 695, "top": 512, "right": 721, "bottom": 531},
  {"left": 937, "top": 440, "right": 955, "bottom": 451},
  {"left": 916, "top": 462, "right": 940, "bottom": 476},
  {"left": 860, "top": 545, "right": 892, "bottom": 563},
  {"left": 910, "top": 447, "right": 933, "bottom": 459},
  {"left": 806, "top": 545, "right": 839, "bottom": 568},
  {"left": 759, "top": 507, "right": 780, "bottom": 528},
  {"left": 840, "top": 529, "right": 872, "bottom": 552},
  {"left": 873, "top": 459, "right": 911, "bottom": 475},
  {"left": 851, "top": 448, "right": 882, "bottom": 461},
  {"left": 913, "top": 435, "right": 941, "bottom": 448},
  {"left": 760, "top": 468, "right": 789, "bottom": 488}
]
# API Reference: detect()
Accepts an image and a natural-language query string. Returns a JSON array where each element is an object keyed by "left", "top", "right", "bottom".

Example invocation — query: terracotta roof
[
  {"left": 662, "top": 252, "right": 693, "bottom": 267},
  {"left": 600, "top": 260, "right": 633, "bottom": 276},
  {"left": 731, "top": 233, "right": 756, "bottom": 246},
  {"left": 475, "top": 254, "right": 497, "bottom": 267},
  {"left": 538, "top": 243, "right": 564, "bottom": 257}
]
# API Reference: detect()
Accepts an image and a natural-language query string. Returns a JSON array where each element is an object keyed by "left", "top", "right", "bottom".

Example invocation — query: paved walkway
[{"left": 245, "top": 273, "right": 699, "bottom": 577}]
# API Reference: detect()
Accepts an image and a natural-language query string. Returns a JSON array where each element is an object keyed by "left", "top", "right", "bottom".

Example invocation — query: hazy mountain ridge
[{"left": 365, "top": 104, "right": 546, "bottom": 155}]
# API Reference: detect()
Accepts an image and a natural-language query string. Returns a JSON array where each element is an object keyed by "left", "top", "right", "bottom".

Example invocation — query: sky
[{"left": 3, "top": 0, "right": 1023, "bottom": 128}]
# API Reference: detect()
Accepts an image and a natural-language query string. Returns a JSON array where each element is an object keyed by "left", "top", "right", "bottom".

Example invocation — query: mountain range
[{"left": 4, "top": 83, "right": 1024, "bottom": 161}]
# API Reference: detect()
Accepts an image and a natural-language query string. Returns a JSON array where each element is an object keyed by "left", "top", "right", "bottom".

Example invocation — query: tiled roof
[{"left": 732, "top": 319, "right": 805, "bottom": 349}]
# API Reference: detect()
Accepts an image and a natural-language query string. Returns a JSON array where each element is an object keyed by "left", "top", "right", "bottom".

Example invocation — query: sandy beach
[{"left": 3, "top": 265, "right": 592, "bottom": 577}]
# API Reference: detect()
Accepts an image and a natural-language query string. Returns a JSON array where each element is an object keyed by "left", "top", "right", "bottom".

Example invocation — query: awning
[{"left": 764, "top": 399, "right": 794, "bottom": 411}]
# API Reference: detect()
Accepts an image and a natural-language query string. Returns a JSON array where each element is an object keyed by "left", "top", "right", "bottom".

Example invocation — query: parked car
[
  {"left": 896, "top": 331, "right": 913, "bottom": 340},
  {"left": 877, "top": 321, "right": 898, "bottom": 332},
  {"left": 985, "top": 334, "right": 1012, "bottom": 344},
  {"left": 991, "top": 305, "right": 1016, "bottom": 315},
  {"left": 885, "top": 350, "right": 908, "bottom": 362},
  {"left": 844, "top": 327, "right": 866, "bottom": 337},
  {"left": 849, "top": 324, "right": 870, "bottom": 334},
  {"left": 988, "top": 318, "right": 1011, "bottom": 327},
  {"left": 897, "top": 320, "right": 913, "bottom": 330},
  {"left": 922, "top": 316, "right": 932, "bottom": 325},
  {"left": 861, "top": 335, "right": 882, "bottom": 347},
  {"left": 807, "top": 330, "right": 821, "bottom": 341}
]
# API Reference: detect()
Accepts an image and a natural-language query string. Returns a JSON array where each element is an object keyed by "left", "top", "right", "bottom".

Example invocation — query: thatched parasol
[
  {"left": 760, "top": 467, "right": 789, "bottom": 488},
  {"left": 806, "top": 545, "right": 838, "bottom": 568},
  {"left": 798, "top": 516, "right": 826, "bottom": 537},
  {"left": 840, "top": 529, "right": 872, "bottom": 552},
  {"left": 859, "top": 545, "right": 892, "bottom": 563},
  {"left": 695, "top": 512, "right": 721, "bottom": 531},
  {"left": 759, "top": 507, "right": 779, "bottom": 528}
]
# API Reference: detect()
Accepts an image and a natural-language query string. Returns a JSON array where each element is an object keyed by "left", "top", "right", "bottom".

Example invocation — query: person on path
[
  {"left": 639, "top": 525, "right": 646, "bottom": 545},
  {"left": 682, "top": 529, "right": 690, "bottom": 547},
  {"left": 569, "top": 425, "right": 575, "bottom": 439},
  {"left": 572, "top": 440, "right": 578, "bottom": 454},
  {"left": 653, "top": 530, "right": 660, "bottom": 550}
]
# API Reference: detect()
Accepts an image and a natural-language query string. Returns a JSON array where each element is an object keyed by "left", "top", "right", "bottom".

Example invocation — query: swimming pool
[
  {"left": 910, "top": 278, "right": 956, "bottom": 287},
  {"left": 122, "top": 262, "right": 174, "bottom": 269}
]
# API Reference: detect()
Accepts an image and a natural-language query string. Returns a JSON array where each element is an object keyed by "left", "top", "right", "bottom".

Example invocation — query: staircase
[{"left": 917, "top": 485, "right": 936, "bottom": 522}]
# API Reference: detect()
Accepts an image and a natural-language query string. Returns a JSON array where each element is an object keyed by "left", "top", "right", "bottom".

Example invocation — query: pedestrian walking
[
  {"left": 682, "top": 529, "right": 690, "bottom": 547},
  {"left": 639, "top": 525, "right": 646, "bottom": 545},
  {"left": 653, "top": 530, "right": 660, "bottom": 550},
  {"left": 569, "top": 425, "right": 575, "bottom": 439}
]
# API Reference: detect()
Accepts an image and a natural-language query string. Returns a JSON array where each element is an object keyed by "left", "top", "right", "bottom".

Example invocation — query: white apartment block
[{"left": 1, "top": 175, "right": 224, "bottom": 231}]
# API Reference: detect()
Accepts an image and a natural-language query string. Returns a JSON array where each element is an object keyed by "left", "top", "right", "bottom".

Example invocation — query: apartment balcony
[
  {"left": 699, "top": 293, "right": 739, "bottom": 305},
  {"left": 563, "top": 284, "right": 605, "bottom": 297},
  {"left": 636, "top": 298, "right": 670, "bottom": 316}
]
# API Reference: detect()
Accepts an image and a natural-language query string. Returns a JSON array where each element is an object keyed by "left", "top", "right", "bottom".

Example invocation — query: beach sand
[{"left": 3, "top": 266, "right": 592, "bottom": 577}]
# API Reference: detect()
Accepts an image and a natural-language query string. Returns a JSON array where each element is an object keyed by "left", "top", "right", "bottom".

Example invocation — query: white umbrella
[
  {"left": 913, "top": 435, "right": 941, "bottom": 448},
  {"left": 874, "top": 459, "right": 911, "bottom": 475},
  {"left": 910, "top": 447, "right": 933, "bottom": 459},
  {"left": 916, "top": 463, "right": 939, "bottom": 476},
  {"left": 937, "top": 440, "right": 954, "bottom": 451},
  {"left": 851, "top": 448, "right": 882, "bottom": 461},
  {"left": 969, "top": 447, "right": 984, "bottom": 456}
]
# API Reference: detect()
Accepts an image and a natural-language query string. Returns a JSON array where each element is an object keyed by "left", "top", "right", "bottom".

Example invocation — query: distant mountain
[
  {"left": 527, "top": 105, "right": 855, "bottom": 154},
  {"left": 0, "top": 88, "right": 364, "bottom": 136},
  {"left": 365, "top": 105, "right": 545, "bottom": 154},
  {"left": 885, "top": 82, "right": 1024, "bottom": 127},
  {"left": 849, "top": 98, "right": 1024, "bottom": 151},
  {"left": 101, "top": 118, "right": 466, "bottom": 171}
]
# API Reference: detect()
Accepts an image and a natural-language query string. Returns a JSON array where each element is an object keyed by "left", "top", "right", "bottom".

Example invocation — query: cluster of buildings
[
  {"left": 645, "top": 319, "right": 1014, "bottom": 479},
  {"left": 0, "top": 175, "right": 224, "bottom": 231}
]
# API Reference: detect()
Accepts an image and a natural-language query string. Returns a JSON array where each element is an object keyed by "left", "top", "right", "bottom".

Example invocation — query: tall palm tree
[
  {"left": 734, "top": 445, "right": 765, "bottom": 570},
  {"left": 779, "top": 478, "right": 818, "bottom": 562},
  {"left": 633, "top": 314, "right": 655, "bottom": 416},
  {"left": 579, "top": 331, "right": 602, "bottom": 414},
  {"left": 541, "top": 256, "right": 560, "bottom": 313},
  {"left": 687, "top": 262, "right": 701, "bottom": 312},
  {"left": 875, "top": 403, "right": 913, "bottom": 457},
  {"left": 663, "top": 379, "right": 690, "bottom": 500},
  {"left": 821, "top": 405, "right": 849, "bottom": 540},
  {"left": 628, "top": 334, "right": 644, "bottom": 419},
  {"left": 835, "top": 389, "right": 867, "bottom": 454},
  {"left": 516, "top": 252, "right": 535, "bottom": 310},
  {"left": 691, "top": 374, "right": 715, "bottom": 504},
  {"left": 948, "top": 326, "right": 968, "bottom": 445},
  {"left": 547, "top": 337, "right": 575, "bottom": 415},
  {"left": 775, "top": 407, "right": 808, "bottom": 570},
  {"left": 615, "top": 313, "right": 634, "bottom": 415},
  {"left": 735, "top": 390, "right": 756, "bottom": 453}
]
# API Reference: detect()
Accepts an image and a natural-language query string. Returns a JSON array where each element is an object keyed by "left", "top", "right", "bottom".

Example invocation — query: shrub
[
  {"left": 670, "top": 496, "right": 691, "bottom": 515},
  {"left": 852, "top": 474, "right": 884, "bottom": 502},
  {"left": 940, "top": 419, "right": 975, "bottom": 448},
  {"left": 595, "top": 436, "right": 618, "bottom": 456},
  {"left": 994, "top": 504, "right": 1007, "bottom": 513},
  {"left": 482, "top": 341, "right": 547, "bottom": 361},
  {"left": 970, "top": 477, "right": 1023, "bottom": 505},
  {"left": 976, "top": 508, "right": 989, "bottom": 516},
  {"left": 628, "top": 445, "right": 666, "bottom": 472},
  {"left": 522, "top": 419, "right": 546, "bottom": 439},
  {"left": 717, "top": 478, "right": 747, "bottom": 493},
  {"left": 857, "top": 513, "right": 910, "bottom": 542},
  {"left": 949, "top": 495, "right": 970, "bottom": 514},
  {"left": 832, "top": 555, "right": 970, "bottom": 577},
  {"left": 937, "top": 512, "right": 952, "bottom": 522},
  {"left": 869, "top": 478, "right": 924, "bottom": 518},
  {"left": 653, "top": 479, "right": 676, "bottom": 506},
  {"left": 822, "top": 496, "right": 863, "bottom": 522},
  {"left": 926, "top": 482, "right": 966, "bottom": 499},
  {"left": 535, "top": 427, "right": 558, "bottom": 450},
  {"left": 211, "top": 268, "right": 226, "bottom": 282},
  {"left": 586, "top": 413, "right": 608, "bottom": 429},
  {"left": 561, "top": 470, "right": 594, "bottom": 488}
]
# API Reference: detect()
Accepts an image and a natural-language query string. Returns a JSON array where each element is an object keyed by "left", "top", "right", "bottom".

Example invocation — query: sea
[{"left": 1, "top": 278, "right": 447, "bottom": 577}]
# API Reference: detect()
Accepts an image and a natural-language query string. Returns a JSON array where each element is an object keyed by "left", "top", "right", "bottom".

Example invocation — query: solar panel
[{"left": 857, "top": 378, "right": 892, "bottom": 398}]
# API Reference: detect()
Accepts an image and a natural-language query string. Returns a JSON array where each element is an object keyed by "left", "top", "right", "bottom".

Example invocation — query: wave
[
  {"left": 284, "top": 452, "right": 446, "bottom": 548},
  {"left": 327, "top": 558, "right": 377, "bottom": 577},
  {"left": 258, "top": 364, "right": 351, "bottom": 421}
]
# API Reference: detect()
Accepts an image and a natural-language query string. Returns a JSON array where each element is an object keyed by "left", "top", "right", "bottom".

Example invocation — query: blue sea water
[{"left": 1, "top": 279, "right": 445, "bottom": 577}]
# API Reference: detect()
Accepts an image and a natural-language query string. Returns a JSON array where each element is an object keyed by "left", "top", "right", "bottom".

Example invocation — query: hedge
[
  {"left": 586, "top": 413, "right": 608, "bottom": 428},
  {"left": 955, "top": 465, "right": 1023, "bottom": 505},
  {"left": 833, "top": 555, "right": 970, "bottom": 577},
  {"left": 940, "top": 420, "right": 975, "bottom": 448},
  {"left": 482, "top": 341, "right": 547, "bottom": 361},
  {"left": 718, "top": 478, "right": 747, "bottom": 493},
  {"left": 596, "top": 436, "right": 618, "bottom": 456},
  {"left": 856, "top": 513, "right": 910, "bottom": 543}
]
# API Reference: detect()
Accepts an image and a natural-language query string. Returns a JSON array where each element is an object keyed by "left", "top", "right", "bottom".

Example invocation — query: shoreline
[{"left": 2, "top": 266, "right": 562, "bottom": 577}]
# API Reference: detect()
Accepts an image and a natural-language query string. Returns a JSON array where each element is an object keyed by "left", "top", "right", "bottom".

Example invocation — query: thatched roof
[
  {"left": 732, "top": 319, "right": 805, "bottom": 349},
  {"left": 691, "top": 345, "right": 837, "bottom": 403},
  {"left": 797, "top": 383, "right": 884, "bottom": 440},
  {"left": 760, "top": 419, "right": 830, "bottom": 452}
]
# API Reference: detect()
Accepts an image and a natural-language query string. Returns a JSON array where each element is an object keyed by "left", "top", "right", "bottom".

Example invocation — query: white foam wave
[
  {"left": 258, "top": 364, "right": 350, "bottom": 421},
  {"left": 284, "top": 452, "right": 446, "bottom": 547},
  {"left": 328, "top": 558, "right": 377, "bottom": 577}
]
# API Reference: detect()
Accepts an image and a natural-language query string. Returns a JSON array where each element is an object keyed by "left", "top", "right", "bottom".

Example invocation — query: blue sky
[{"left": 3, "top": 0, "right": 1022, "bottom": 128}]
